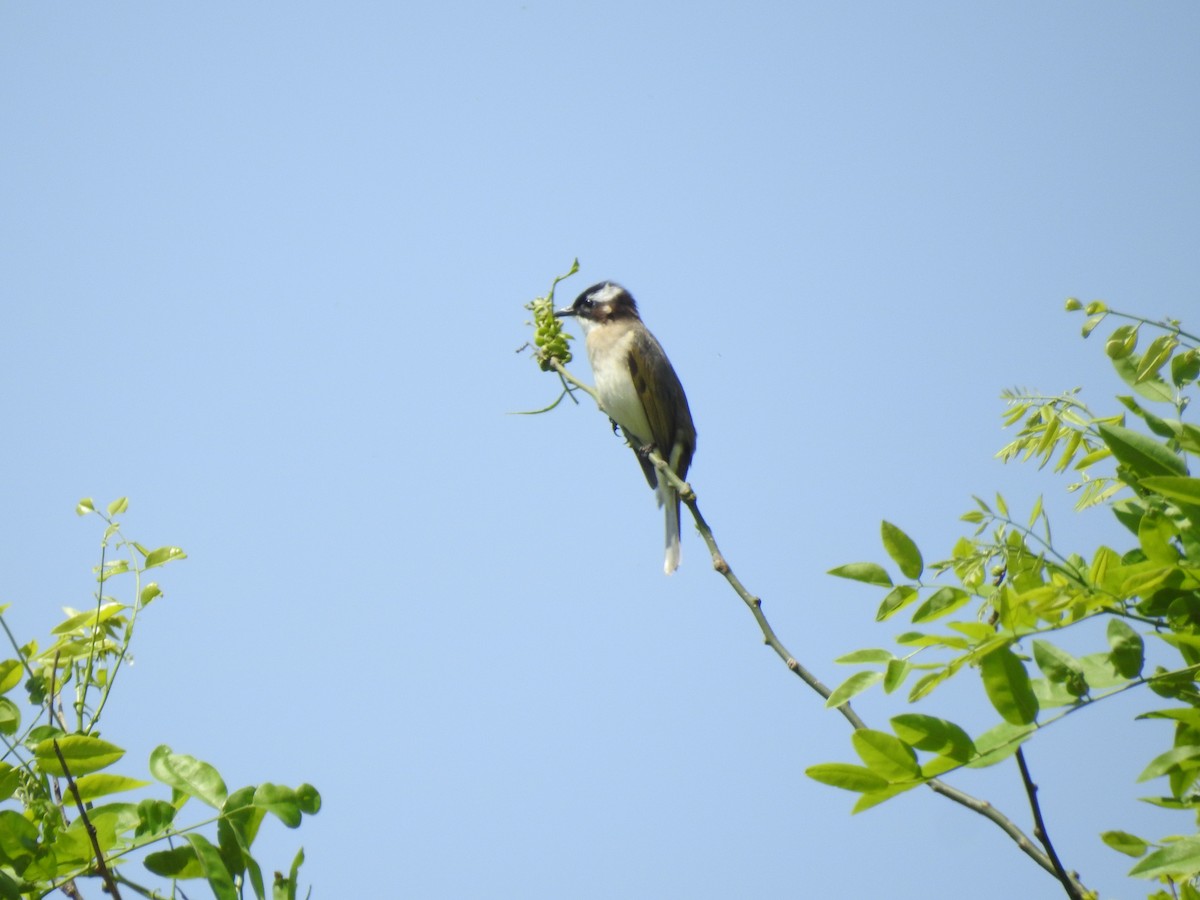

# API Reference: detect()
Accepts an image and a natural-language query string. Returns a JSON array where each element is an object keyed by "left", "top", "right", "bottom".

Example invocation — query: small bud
[{"left": 1064, "top": 297, "right": 1082, "bottom": 311}]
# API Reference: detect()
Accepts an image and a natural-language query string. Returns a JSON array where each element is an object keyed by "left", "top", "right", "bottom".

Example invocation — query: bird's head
[{"left": 554, "top": 282, "right": 640, "bottom": 332}]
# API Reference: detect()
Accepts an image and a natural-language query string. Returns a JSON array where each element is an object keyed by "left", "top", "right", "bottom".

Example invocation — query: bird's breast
[{"left": 586, "top": 326, "right": 654, "bottom": 445}]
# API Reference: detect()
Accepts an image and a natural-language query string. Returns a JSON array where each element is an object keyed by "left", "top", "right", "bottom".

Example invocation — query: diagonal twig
[
  {"left": 1016, "top": 747, "right": 1086, "bottom": 900},
  {"left": 53, "top": 739, "right": 122, "bottom": 900}
]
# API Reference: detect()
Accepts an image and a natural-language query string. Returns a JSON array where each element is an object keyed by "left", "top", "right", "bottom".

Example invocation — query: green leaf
[
  {"left": 254, "top": 783, "right": 305, "bottom": 827},
  {"left": 143, "top": 546, "right": 187, "bottom": 570},
  {"left": 876, "top": 586, "right": 918, "bottom": 621},
  {"left": 149, "top": 745, "right": 229, "bottom": 808},
  {"left": 0, "top": 764, "right": 20, "bottom": 803},
  {"left": 1112, "top": 354, "right": 1175, "bottom": 402},
  {"left": 882, "top": 658, "right": 910, "bottom": 693},
  {"left": 1106, "top": 324, "right": 1138, "bottom": 359},
  {"left": 828, "top": 563, "right": 892, "bottom": 587},
  {"left": 1137, "top": 334, "right": 1179, "bottom": 383},
  {"left": 220, "top": 786, "right": 266, "bottom": 881},
  {"left": 296, "top": 783, "right": 321, "bottom": 814},
  {"left": 1027, "top": 495, "right": 1044, "bottom": 528},
  {"left": 834, "top": 649, "right": 894, "bottom": 665},
  {"left": 920, "top": 754, "right": 962, "bottom": 779},
  {"left": 1081, "top": 313, "right": 1106, "bottom": 337},
  {"left": 67, "top": 802, "right": 138, "bottom": 854},
  {"left": 1140, "top": 476, "right": 1200, "bottom": 506},
  {"left": 0, "top": 661, "right": 21, "bottom": 696},
  {"left": 1054, "top": 430, "right": 1084, "bottom": 473},
  {"left": 980, "top": 646, "right": 1039, "bottom": 725},
  {"left": 35, "top": 735, "right": 125, "bottom": 776},
  {"left": 51, "top": 601, "right": 126, "bottom": 636},
  {"left": 276, "top": 846, "right": 306, "bottom": 900},
  {"left": 880, "top": 521, "right": 923, "bottom": 580},
  {"left": 851, "top": 729, "right": 920, "bottom": 781},
  {"left": 896, "top": 631, "right": 968, "bottom": 650},
  {"left": 911, "top": 587, "right": 970, "bottom": 624},
  {"left": 1138, "top": 510, "right": 1180, "bottom": 563},
  {"left": 805, "top": 763, "right": 889, "bottom": 793},
  {"left": 1107, "top": 618, "right": 1145, "bottom": 678},
  {"left": 106, "top": 497, "right": 129, "bottom": 517},
  {"left": 1032, "top": 640, "right": 1087, "bottom": 696},
  {"left": 1173, "top": 349, "right": 1200, "bottom": 387},
  {"left": 0, "top": 810, "right": 38, "bottom": 866},
  {"left": 1129, "top": 836, "right": 1200, "bottom": 879},
  {"left": 890, "top": 714, "right": 975, "bottom": 762},
  {"left": 967, "top": 721, "right": 1036, "bottom": 768},
  {"left": 74, "top": 773, "right": 151, "bottom": 801},
  {"left": 135, "top": 799, "right": 178, "bottom": 837},
  {"left": 1139, "top": 709, "right": 1200, "bottom": 727},
  {"left": 189, "top": 833, "right": 238, "bottom": 900},
  {"left": 907, "top": 669, "right": 950, "bottom": 703},
  {"left": 76, "top": 498, "right": 95, "bottom": 516},
  {"left": 851, "top": 781, "right": 922, "bottom": 813},
  {"left": 1138, "top": 745, "right": 1200, "bottom": 783},
  {"left": 140, "top": 582, "right": 163, "bottom": 606},
  {"left": 1098, "top": 423, "right": 1187, "bottom": 478},
  {"left": 144, "top": 844, "right": 203, "bottom": 879},
  {"left": 826, "top": 671, "right": 883, "bottom": 708},
  {"left": 1101, "top": 830, "right": 1149, "bottom": 858}
]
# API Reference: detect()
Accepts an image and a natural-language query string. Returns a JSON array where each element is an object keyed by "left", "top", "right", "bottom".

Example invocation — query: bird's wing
[{"left": 627, "top": 331, "right": 695, "bottom": 480}]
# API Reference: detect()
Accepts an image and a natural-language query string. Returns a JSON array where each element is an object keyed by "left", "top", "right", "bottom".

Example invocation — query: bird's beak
[{"left": 553, "top": 306, "right": 576, "bottom": 318}]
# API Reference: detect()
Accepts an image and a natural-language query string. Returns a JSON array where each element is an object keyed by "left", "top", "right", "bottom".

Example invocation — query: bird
[{"left": 555, "top": 282, "right": 696, "bottom": 574}]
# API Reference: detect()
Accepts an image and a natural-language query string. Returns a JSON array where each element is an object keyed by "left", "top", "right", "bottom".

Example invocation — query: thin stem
[
  {"left": 652, "top": 451, "right": 867, "bottom": 730},
  {"left": 79, "top": 539, "right": 108, "bottom": 731},
  {"left": 1098, "top": 308, "right": 1200, "bottom": 345},
  {"left": 86, "top": 517, "right": 147, "bottom": 732},
  {"left": 1016, "top": 747, "right": 1086, "bottom": 900}
]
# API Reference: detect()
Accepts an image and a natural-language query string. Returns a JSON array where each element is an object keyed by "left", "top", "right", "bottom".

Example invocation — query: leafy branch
[
  {"left": 0, "top": 499, "right": 320, "bottom": 899},
  {"left": 817, "top": 301, "right": 1200, "bottom": 899}
]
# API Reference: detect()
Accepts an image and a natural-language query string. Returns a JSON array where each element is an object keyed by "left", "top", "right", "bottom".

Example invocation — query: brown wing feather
[{"left": 627, "top": 330, "right": 696, "bottom": 481}]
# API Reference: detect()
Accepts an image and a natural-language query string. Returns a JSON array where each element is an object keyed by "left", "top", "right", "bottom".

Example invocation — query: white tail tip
[{"left": 663, "top": 489, "right": 681, "bottom": 575}]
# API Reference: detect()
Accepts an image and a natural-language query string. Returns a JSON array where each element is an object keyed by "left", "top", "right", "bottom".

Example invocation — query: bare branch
[{"left": 1016, "top": 748, "right": 1087, "bottom": 899}]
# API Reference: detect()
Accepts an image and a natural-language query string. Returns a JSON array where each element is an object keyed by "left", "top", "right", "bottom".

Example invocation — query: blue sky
[{"left": 2, "top": 2, "right": 1199, "bottom": 897}]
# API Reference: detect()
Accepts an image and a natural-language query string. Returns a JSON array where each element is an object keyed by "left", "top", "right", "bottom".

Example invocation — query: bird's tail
[{"left": 661, "top": 485, "right": 681, "bottom": 575}]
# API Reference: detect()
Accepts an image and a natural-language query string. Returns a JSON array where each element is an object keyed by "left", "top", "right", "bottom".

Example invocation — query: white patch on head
[{"left": 590, "top": 282, "right": 625, "bottom": 305}]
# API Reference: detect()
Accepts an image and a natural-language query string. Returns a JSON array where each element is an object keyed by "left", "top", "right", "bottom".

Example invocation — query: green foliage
[
  {"left": 0, "top": 500, "right": 320, "bottom": 898},
  {"left": 524, "top": 258, "right": 579, "bottom": 371},
  {"left": 515, "top": 260, "right": 585, "bottom": 415},
  {"left": 818, "top": 305, "right": 1200, "bottom": 896}
]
